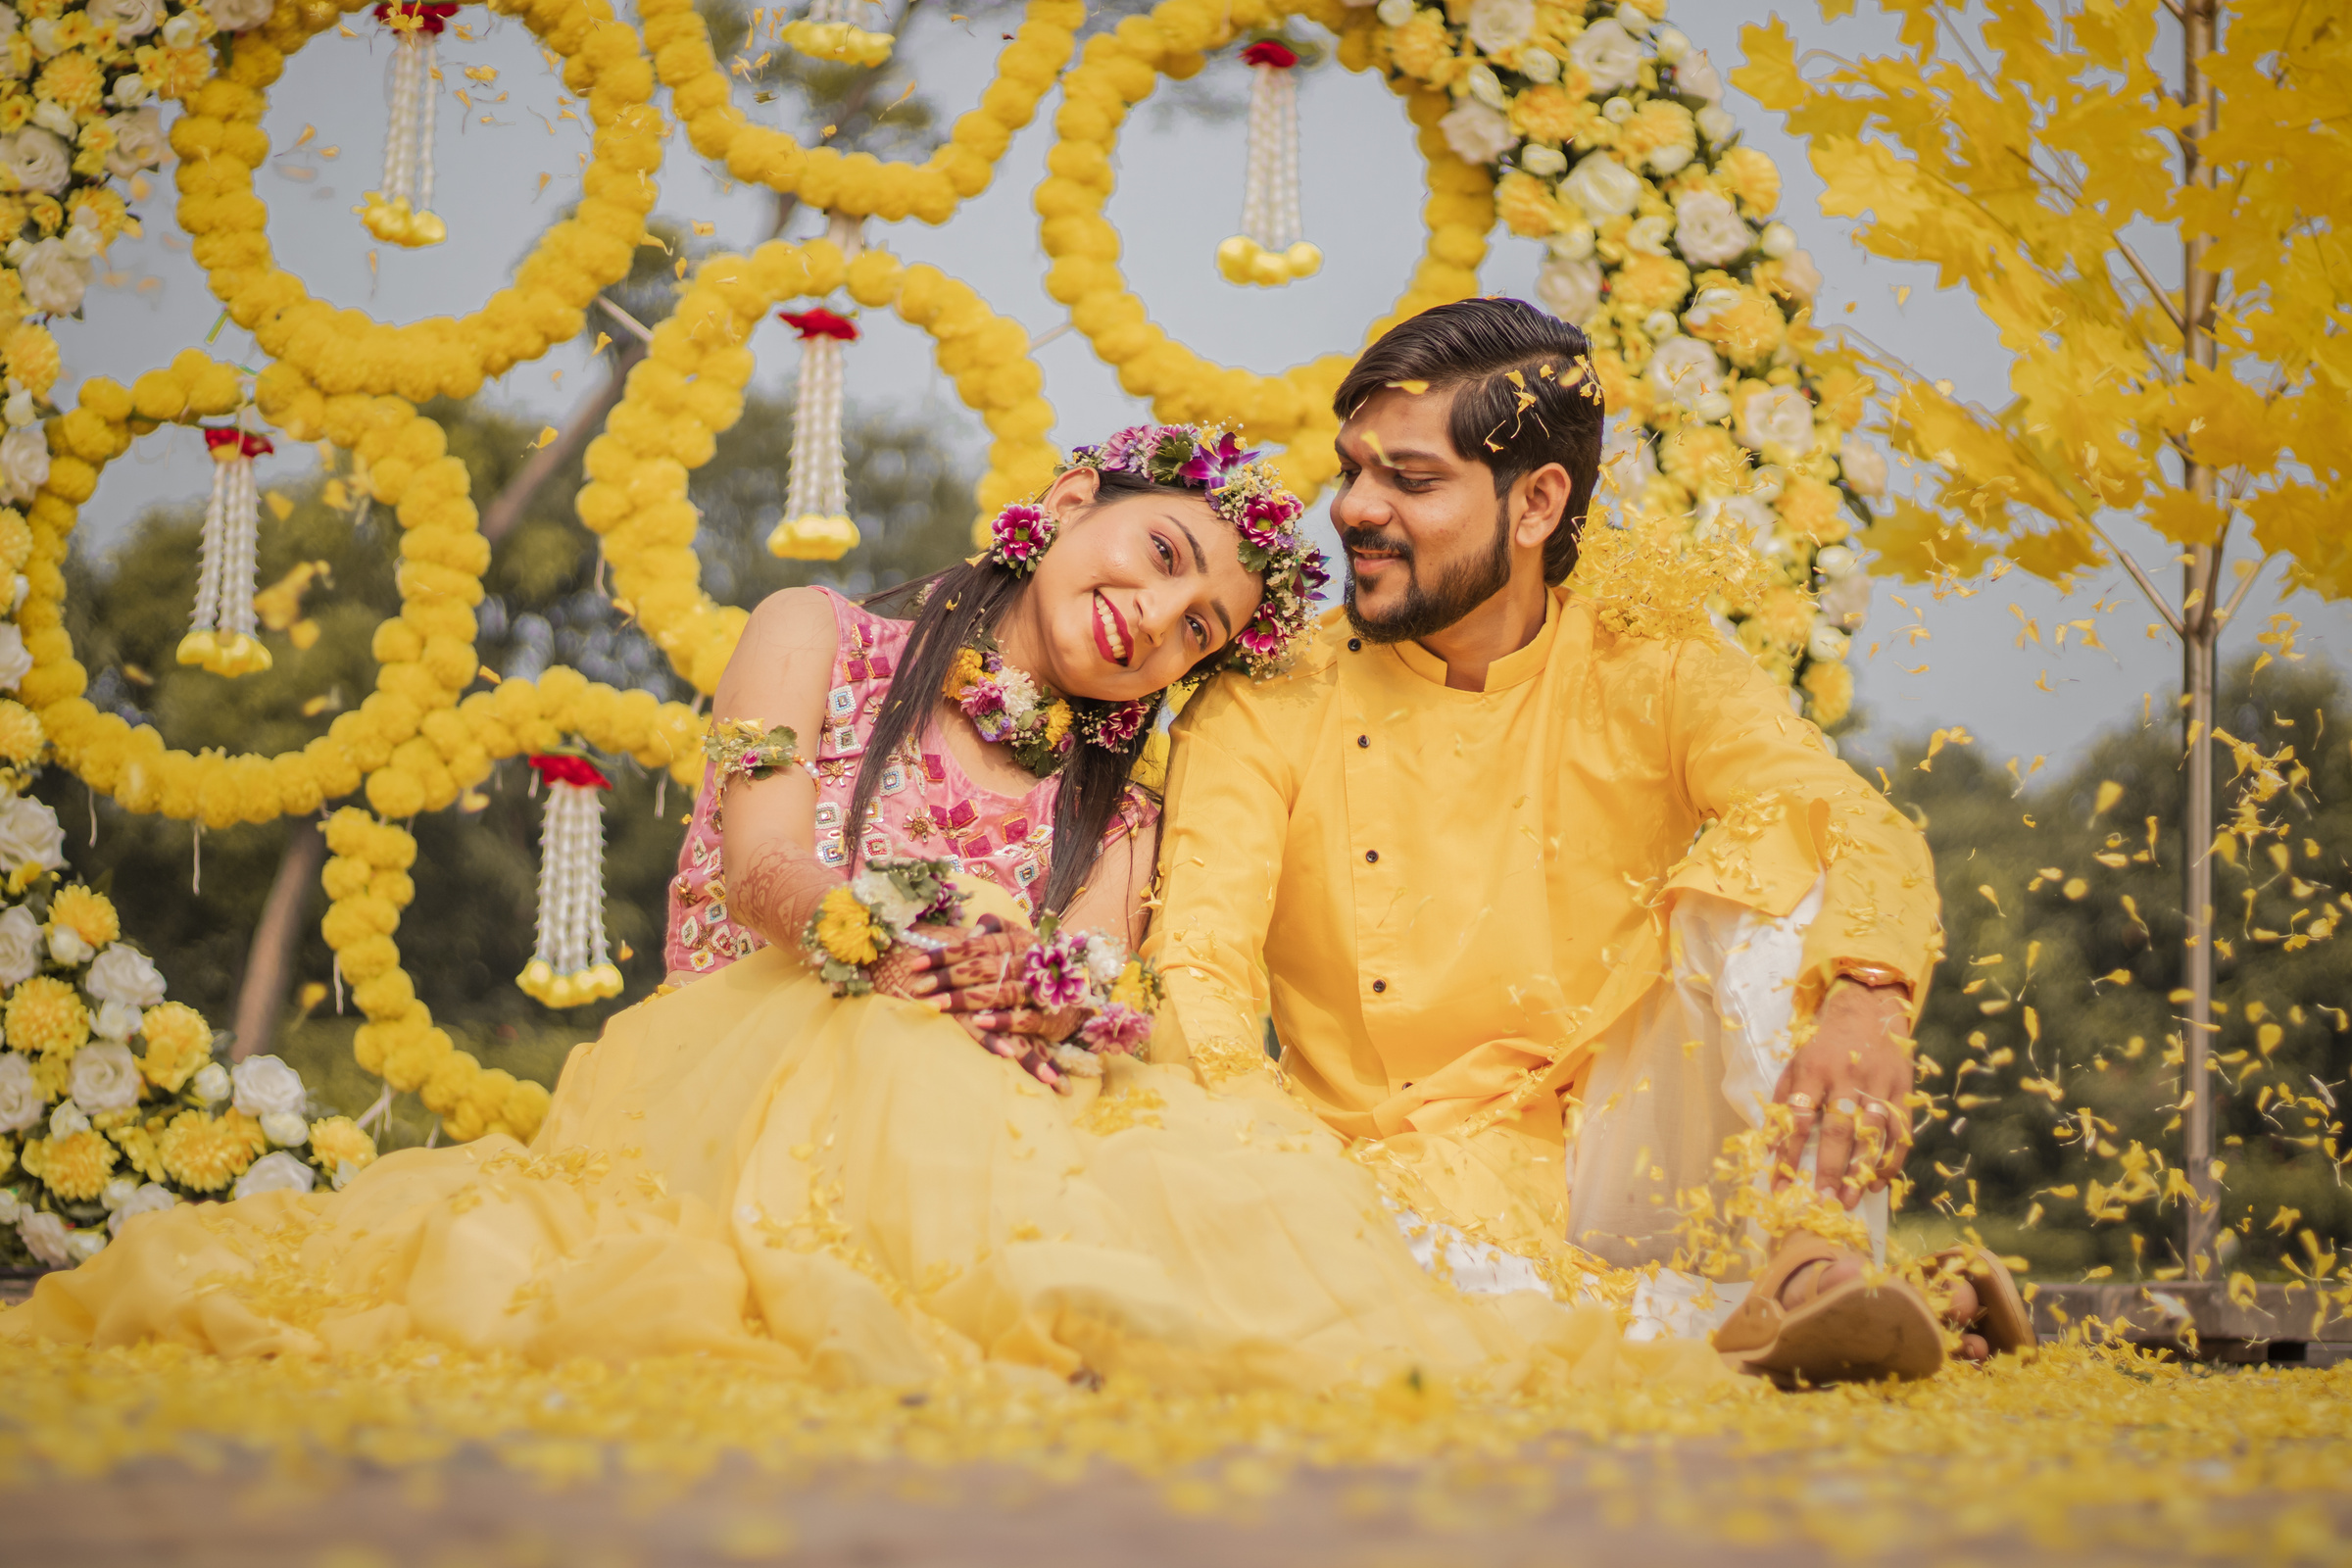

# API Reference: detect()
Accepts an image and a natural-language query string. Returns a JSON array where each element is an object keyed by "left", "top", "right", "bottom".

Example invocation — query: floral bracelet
[
  {"left": 704, "top": 719, "right": 814, "bottom": 786},
  {"left": 1023, "top": 918, "right": 1161, "bottom": 1080},
  {"left": 803, "top": 858, "right": 965, "bottom": 997}
]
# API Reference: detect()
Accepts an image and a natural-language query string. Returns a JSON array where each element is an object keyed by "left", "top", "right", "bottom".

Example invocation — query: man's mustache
[{"left": 1340, "top": 528, "right": 1413, "bottom": 563}]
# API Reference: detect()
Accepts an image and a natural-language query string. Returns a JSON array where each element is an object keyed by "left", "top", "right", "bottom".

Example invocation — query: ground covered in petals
[{"left": 3, "top": 1343, "right": 2350, "bottom": 1566}]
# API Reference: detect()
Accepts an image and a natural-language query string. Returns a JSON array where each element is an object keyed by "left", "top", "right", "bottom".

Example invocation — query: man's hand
[{"left": 1772, "top": 981, "right": 1915, "bottom": 1207}]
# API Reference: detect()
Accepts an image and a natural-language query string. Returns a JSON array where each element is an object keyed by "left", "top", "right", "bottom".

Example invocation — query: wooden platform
[{"left": 2031, "top": 1279, "right": 2352, "bottom": 1363}]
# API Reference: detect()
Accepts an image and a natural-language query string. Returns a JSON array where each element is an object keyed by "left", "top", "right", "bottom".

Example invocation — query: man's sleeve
[
  {"left": 1661, "top": 636, "right": 1943, "bottom": 1016},
  {"left": 1141, "top": 683, "right": 1293, "bottom": 1087}
]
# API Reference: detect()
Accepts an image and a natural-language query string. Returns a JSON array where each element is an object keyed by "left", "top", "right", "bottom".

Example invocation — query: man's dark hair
[{"left": 1333, "top": 298, "right": 1605, "bottom": 585}]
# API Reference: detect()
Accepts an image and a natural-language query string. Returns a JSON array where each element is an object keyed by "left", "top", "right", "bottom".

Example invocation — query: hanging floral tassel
[
  {"left": 179, "top": 426, "right": 273, "bottom": 678},
  {"left": 766, "top": 307, "right": 863, "bottom": 562},
  {"left": 358, "top": 2, "right": 455, "bottom": 249},
  {"left": 780, "top": 0, "right": 895, "bottom": 69},
  {"left": 1217, "top": 40, "right": 1321, "bottom": 289},
  {"left": 517, "top": 755, "right": 625, "bottom": 1008}
]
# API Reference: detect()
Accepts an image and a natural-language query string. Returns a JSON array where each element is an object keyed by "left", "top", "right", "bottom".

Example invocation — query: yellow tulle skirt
[{"left": 3, "top": 949, "right": 1723, "bottom": 1396}]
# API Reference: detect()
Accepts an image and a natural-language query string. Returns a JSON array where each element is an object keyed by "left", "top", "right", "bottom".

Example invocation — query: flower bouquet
[{"left": 0, "top": 866, "right": 377, "bottom": 1270}]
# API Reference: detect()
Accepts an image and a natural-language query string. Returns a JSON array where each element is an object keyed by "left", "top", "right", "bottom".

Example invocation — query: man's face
[{"left": 1331, "top": 385, "right": 1512, "bottom": 644}]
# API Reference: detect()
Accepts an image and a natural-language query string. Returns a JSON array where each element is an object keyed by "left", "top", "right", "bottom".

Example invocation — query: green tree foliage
[{"left": 1892, "top": 655, "right": 2351, "bottom": 1281}]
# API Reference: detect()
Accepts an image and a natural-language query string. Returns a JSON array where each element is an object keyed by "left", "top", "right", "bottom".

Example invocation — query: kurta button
[
  {"left": 1356, "top": 735, "right": 1369, "bottom": 748},
  {"left": 1364, "top": 850, "right": 1379, "bottom": 863},
  {"left": 1348, "top": 638, "right": 1361, "bottom": 652},
  {"left": 1371, "top": 978, "right": 1387, "bottom": 994}
]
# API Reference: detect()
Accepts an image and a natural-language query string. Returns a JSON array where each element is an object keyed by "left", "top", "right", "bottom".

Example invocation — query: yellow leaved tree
[{"left": 1737, "top": 0, "right": 2352, "bottom": 1271}]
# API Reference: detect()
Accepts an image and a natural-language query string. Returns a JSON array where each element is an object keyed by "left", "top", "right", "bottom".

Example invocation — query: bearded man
[{"left": 1146, "top": 298, "right": 2026, "bottom": 1383}]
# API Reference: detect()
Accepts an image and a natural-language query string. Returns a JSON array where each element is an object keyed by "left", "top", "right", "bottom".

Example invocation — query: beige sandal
[
  {"left": 1712, "top": 1232, "right": 1946, "bottom": 1387},
  {"left": 1931, "top": 1245, "right": 2037, "bottom": 1355}
]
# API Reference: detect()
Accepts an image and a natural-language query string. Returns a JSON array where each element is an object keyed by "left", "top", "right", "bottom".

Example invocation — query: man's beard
[{"left": 1343, "top": 500, "right": 1513, "bottom": 644}]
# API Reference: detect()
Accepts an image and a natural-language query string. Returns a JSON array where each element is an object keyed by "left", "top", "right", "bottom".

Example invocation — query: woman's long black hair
[{"left": 854, "top": 470, "right": 1217, "bottom": 915}]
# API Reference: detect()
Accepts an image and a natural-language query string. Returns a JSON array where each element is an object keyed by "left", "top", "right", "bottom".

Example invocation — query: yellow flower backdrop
[{"left": 3, "top": 0, "right": 1878, "bottom": 1145}]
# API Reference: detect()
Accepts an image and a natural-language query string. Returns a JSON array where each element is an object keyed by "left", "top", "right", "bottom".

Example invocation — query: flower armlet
[
  {"left": 705, "top": 719, "right": 813, "bottom": 786},
  {"left": 801, "top": 858, "right": 965, "bottom": 996}
]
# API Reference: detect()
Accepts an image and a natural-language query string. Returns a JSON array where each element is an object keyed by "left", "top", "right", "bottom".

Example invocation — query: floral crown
[{"left": 986, "top": 423, "right": 1329, "bottom": 680}]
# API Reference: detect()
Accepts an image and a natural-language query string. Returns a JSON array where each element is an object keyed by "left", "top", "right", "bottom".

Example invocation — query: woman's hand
[{"left": 870, "top": 915, "right": 1080, "bottom": 1085}]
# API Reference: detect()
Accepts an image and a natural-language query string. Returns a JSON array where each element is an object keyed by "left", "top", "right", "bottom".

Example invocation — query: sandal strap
[{"left": 1712, "top": 1231, "right": 1849, "bottom": 1357}]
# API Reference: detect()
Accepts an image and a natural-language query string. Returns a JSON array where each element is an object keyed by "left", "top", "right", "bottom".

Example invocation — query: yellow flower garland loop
[
  {"left": 642, "top": 0, "right": 1080, "bottom": 226},
  {"left": 575, "top": 240, "right": 1061, "bottom": 693},
  {"left": 1035, "top": 0, "right": 1495, "bottom": 499},
  {"left": 173, "top": 0, "right": 662, "bottom": 404}
]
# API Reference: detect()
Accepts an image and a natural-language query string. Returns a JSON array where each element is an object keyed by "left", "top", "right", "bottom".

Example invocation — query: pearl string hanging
[
  {"left": 360, "top": 2, "right": 455, "bottom": 249},
  {"left": 179, "top": 426, "right": 273, "bottom": 678},
  {"left": 767, "top": 298, "right": 863, "bottom": 562},
  {"left": 1218, "top": 40, "right": 1322, "bottom": 288},
  {"left": 517, "top": 755, "right": 625, "bottom": 1008}
]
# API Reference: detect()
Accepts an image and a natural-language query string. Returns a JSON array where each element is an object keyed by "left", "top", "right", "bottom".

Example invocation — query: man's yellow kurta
[{"left": 1147, "top": 590, "right": 1942, "bottom": 1255}]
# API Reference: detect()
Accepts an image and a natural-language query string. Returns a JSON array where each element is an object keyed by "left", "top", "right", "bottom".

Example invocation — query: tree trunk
[
  {"left": 230, "top": 819, "right": 325, "bottom": 1061},
  {"left": 2179, "top": 0, "right": 2224, "bottom": 1277}
]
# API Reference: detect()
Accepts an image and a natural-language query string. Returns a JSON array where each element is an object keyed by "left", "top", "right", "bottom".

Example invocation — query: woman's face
[{"left": 1004, "top": 469, "right": 1266, "bottom": 704}]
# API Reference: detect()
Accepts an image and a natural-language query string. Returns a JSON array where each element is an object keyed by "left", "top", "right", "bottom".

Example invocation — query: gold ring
[
  {"left": 1786, "top": 1093, "right": 1814, "bottom": 1111},
  {"left": 1832, "top": 1097, "right": 1858, "bottom": 1115}
]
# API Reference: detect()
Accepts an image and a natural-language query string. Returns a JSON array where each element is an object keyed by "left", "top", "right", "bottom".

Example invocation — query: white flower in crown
[
  {"left": 1439, "top": 100, "right": 1514, "bottom": 166},
  {"left": 1569, "top": 18, "right": 1642, "bottom": 93},
  {"left": 1738, "top": 386, "right": 1818, "bottom": 455},
  {"left": 1674, "top": 191, "right": 1752, "bottom": 268},
  {"left": 1464, "top": 0, "right": 1532, "bottom": 54}
]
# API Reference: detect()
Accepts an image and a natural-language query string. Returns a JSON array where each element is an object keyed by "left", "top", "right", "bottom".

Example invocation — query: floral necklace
[{"left": 942, "top": 633, "right": 1159, "bottom": 779}]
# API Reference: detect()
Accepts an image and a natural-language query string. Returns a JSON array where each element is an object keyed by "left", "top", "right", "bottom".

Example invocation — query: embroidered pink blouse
[{"left": 664, "top": 586, "right": 1158, "bottom": 979}]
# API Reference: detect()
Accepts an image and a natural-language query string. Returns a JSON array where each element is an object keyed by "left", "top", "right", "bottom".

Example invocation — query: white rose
[
  {"left": 85, "top": 944, "right": 167, "bottom": 1008},
  {"left": 1464, "top": 0, "right": 1534, "bottom": 54},
  {"left": 1626, "top": 214, "right": 1672, "bottom": 255},
  {"left": 1703, "top": 494, "right": 1777, "bottom": 550},
  {"left": 1649, "top": 142, "right": 1694, "bottom": 175},
  {"left": 261, "top": 1109, "right": 308, "bottom": 1148},
  {"left": 0, "top": 622, "right": 28, "bottom": 691},
  {"left": 1819, "top": 568, "right": 1872, "bottom": 630},
  {"left": 1645, "top": 336, "right": 1726, "bottom": 415},
  {"left": 70, "top": 1041, "right": 140, "bottom": 1115},
  {"left": 1696, "top": 105, "right": 1737, "bottom": 144},
  {"left": 232, "top": 1150, "right": 318, "bottom": 1200},
  {"left": 46, "top": 923, "right": 91, "bottom": 965},
  {"left": 1841, "top": 442, "right": 1887, "bottom": 498},
  {"left": 103, "top": 106, "right": 168, "bottom": 177},
  {"left": 1677, "top": 49, "right": 1724, "bottom": 103},
  {"left": 1561, "top": 152, "right": 1642, "bottom": 219},
  {"left": 1464, "top": 62, "right": 1507, "bottom": 110},
  {"left": 1373, "top": 0, "right": 1413, "bottom": 24},
  {"left": 101, "top": 1174, "right": 138, "bottom": 1210},
  {"left": 1674, "top": 191, "right": 1752, "bottom": 268},
  {"left": 66, "top": 1227, "right": 106, "bottom": 1262},
  {"left": 17, "top": 237, "right": 89, "bottom": 316},
  {"left": 0, "top": 1050, "right": 42, "bottom": 1132},
  {"left": 92, "top": 999, "right": 142, "bottom": 1041},
  {"left": 1438, "top": 100, "right": 1514, "bottom": 166},
  {"left": 1777, "top": 248, "right": 1824, "bottom": 305},
  {"left": 17, "top": 1208, "right": 69, "bottom": 1266},
  {"left": 205, "top": 0, "right": 274, "bottom": 29},
  {"left": 1519, "top": 143, "right": 1566, "bottom": 178},
  {"left": 1082, "top": 935, "right": 1124, "bottom": 988},
  {"left": 160, "top": 12, "right": 199, "bottom": 46},
  {"left": 190, "top": 1061, "right": 229, "bottom": 1103},
  {"left": 1808, "top": 620, "right": 1851, "bottom": 662},
  {"left": 0, "top": 794, "right": 64, "bottom": 874},
  {"left": 1815, "top": 543, "right": 1859, "bottom": 580},
  {"left": 1517, "top": 47, "right": 1559, "bottom": 83},
  {"left": 0, "top": 1187, "right": 17, "bottom": 1225},
  {"left": 1, "top": 127, "right": 69, "bottom": 194},
  {"left": 0, "top": 6, "right": 19, "bottom": 41},
  {"left": 109, "top": 1180, "right": 176, "bottom": 1235},
  {"left": 231, "top": 1054, "right": 308, "bottom": 1120},
  {"left": 87, "top": 0, "right": 160, "bottom": 35},
  {"left": 1535, "top": 256, "right": 1604, "bottom": 324},
  {"left": 1738, "top": 386, "right": 1818, "bottom": 454},
  {"left": 0, "top": 904, "right": 39, "bottom": 986},
  {"left": 48, "top": 1100, "right": 86, "bottom": 1138},
  {"left": 1568, "top": 18, "right": 1641, "bottom": 92}
]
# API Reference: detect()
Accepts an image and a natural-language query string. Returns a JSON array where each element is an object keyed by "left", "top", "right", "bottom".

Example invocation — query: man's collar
[{"left": 1391, "top": 588, "right": 1562, "bottom": 694}]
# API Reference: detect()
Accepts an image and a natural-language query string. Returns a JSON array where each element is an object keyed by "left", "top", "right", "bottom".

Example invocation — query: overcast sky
[{"left": 47, "top": 1, "right": 2352, "bottom": 773}]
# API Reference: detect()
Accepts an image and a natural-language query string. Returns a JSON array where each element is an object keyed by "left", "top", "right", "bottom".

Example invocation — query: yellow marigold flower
[
  {"left": 1386, "top": 11, "right": 1451, "bottom": 79},
  {"left": 1, "top": 321, "right": 59, "bottom": 401},
  {"left": 1803, "top": 659, "right": 1855, "bottom": 729},
  {"left": 48, "top": 884, "right": 119, "bottom": 950},
  {"left": 7, "top": 975, "right": 88, "bottom": 1059},
  {"left": 1107, "top": 960, "right": 1156, "bottom": 1012},
  {"left": 138, "top": 1002, "right": 212, "bottom": 1092},
  {"left": 1661, "top": 425, "right": 1744, "bottom": 496},
  {"left": 22, "top": 1127, "right": 116, "bottom": 1201},
  {"left": 1495, "top": 171, "right": 1567, "bottom": 238},
  {"left": 68, "top": 186, "right": 125, "bottom": 245},
  {"left": 0, "top": 700, "right": 40, "bottom": 765},
  {"left": 112, "top": 1120, "right": 166, "bottom": 1183},
  {"left": 1619, "top": 100, "right": 1694, "bottom": 165},
  {"left": 134, "top": 42, "right": 212, "bottom": 101},
  {"left": 814, "top": 887, "right": 882, "bottom": 966},
  {"left": 157, "top": 1107, "right": 265, "bottom": 1194},
  {"left": 36, "top": 50, "right": 106, "bottom": 117},
  {"left": 1507, "top": 84, "right": 1581, "bottom": 148},
  {"left": 1042, "top": 700, "right": 1072, "bottom": 750},
  {"left": 1743, "top": 585, "right": 1816, "bottom": 650},
  {"left": 1777, "top": 476, "right": 1848, "bottom": 545},
  {"left": 1690, "top": 289, "right": 1787, "bottom": 368},
  {"left": 0, "top": 508, "right": 28, "bottom": 576},
  {"left": 0, "top": 96, "right": 25, "bottom": 134},
  {"left": 310, "top": 1116, "right": 376, "bottom": 1176},
  {"left": 1717, "top": 146, "right": 1782, "bottom": 216},
  {"left": 945, "top": 646, "right": 985, "bottom": 700},
  {"left": 1610, "top": 253, "right": 1691, "bottom": 317}
]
